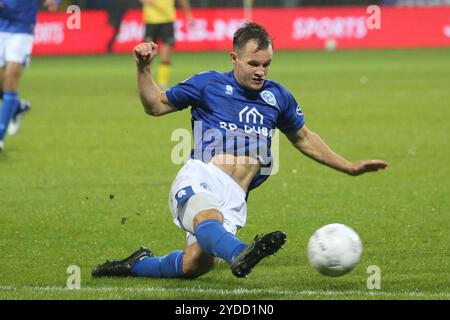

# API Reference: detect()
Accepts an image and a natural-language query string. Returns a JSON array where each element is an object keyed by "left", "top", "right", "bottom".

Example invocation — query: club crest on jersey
[
  {"left": 225, "top": 85, "right": 233, "bottom": 95},
  {"left": 260, "top": 90, "right": 277, "bottom": 106},
  {"left": 175, "top": 186, "right": 195, "bottom": 208}
]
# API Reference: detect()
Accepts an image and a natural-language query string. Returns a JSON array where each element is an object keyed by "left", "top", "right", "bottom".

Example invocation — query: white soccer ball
[{"left": 307, "top": 223, "right": 363, "bottom": 277}]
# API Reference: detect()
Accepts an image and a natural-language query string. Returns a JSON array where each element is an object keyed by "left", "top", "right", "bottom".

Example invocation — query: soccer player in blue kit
[
  {"left": 92, "top": 23, "right": 389, "bottom": 279},
  {"left": 0, "top": 0, "right": 59, "bottom": 152}
]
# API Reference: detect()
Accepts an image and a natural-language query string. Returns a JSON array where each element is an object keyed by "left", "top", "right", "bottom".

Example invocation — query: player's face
[{"left": 231, "top": 40, "right": 273, "bottom": 91}]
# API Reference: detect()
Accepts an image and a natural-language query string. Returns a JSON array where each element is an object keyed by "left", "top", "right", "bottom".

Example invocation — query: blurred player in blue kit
[
  {"left": 0, "top": 0, "right": 60, "bottom": 152},
  {"left": 92, "top": 23, "right": 389, "bottom": 279}
]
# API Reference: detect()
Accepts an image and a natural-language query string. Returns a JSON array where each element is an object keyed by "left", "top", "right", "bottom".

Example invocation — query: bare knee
[
  {"left": 3, "top": 63, "right": 23, "bottom": 92},
  {"left": 193, "top": 209, "right": 223, "bottom": 230},
  {"left": 182, "top": 242, "right": 219, "bottom": 279}
]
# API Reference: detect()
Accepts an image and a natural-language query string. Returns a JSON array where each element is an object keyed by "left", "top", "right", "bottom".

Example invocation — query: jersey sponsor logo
[
  {"left": 219, "top": 106, "right": 269, "bottom": 136},
  {"left": 260, "top": 90, "right": 277, "bottom": 106},
  {"left": 225, "top": 85, "right": 233, "bottom": 95},
  {"left": 239, "top": 106, "right": 264, "bottom": 125}
]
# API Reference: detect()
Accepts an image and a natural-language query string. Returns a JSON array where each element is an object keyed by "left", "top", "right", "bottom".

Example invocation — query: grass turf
[{"left": 0, "top": 48, "right": 449, "bottom": 299}]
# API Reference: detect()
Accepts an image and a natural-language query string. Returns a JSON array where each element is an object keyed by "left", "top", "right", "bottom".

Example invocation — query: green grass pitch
[{"left": 0, "top": 48, "right": 449, "bottom": 300}]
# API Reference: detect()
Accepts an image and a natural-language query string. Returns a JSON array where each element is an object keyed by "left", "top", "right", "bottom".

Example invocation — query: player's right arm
[{"left": 134, "top": 42, "right": 178, "bottom": 117}]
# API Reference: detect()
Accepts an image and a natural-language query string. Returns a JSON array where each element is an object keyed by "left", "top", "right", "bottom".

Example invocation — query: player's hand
[
  {"left": 44, "top": 0, "right": 59, "bottom": 12},
  {"left": 348, "top": 160, "right": 389, "bottom": 176},
  {"left": 133, "top": 42, "right": 158, "bottom": 68}
]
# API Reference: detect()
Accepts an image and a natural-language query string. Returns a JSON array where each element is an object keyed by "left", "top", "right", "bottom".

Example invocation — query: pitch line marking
[{"left": 0, "top": 285, "right": 449, "bottom": 298}]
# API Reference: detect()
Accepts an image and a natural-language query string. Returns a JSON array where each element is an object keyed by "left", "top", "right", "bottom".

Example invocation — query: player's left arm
[
  {"left": 44, "top": 0, "right": 60, "bottom": 12},
  {"left": 286, "top": 126, "right": 389, "bottom": 176}
]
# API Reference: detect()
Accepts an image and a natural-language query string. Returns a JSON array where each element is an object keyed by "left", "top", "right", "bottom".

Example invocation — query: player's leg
[
  {"left": 144, "top": 24, "right": 157, "bottom": 43},
  {"left": 2, "top": 62, "right": 31, "bottom": 137},
  {"left": 97, "top": 196, "right": 233, "bottom": 279},
  {"left": 106, "top": 1, "right": 127, "bottom": 53},
  {"left": 0, "top": 61, "right": 22, "bottom": 147},
  {"left": 116, "top": 207, "right": 221, "bottom": 279},
  {"left": 191, "top": 164, "right": 287, "bottom": 278},
  {"left": 131, "top": 236, "right": 219, "bottom": 279},
  {"left": 92, "top": 163, "right": 223, "bottom": 279},
  {"left": 157, "top": 44, "right": 172, "bottom": 90},
  {"left": 92, "top": 160, "right": 286, "bottom": 279},
  {"left": 132, "top": 203, "right": 224, "bottom": 278},
  {"left": 90, "top": 201, "right": 282, "bottom": 279},
  {"left": 0, "top": 33, "right": 33, "bottom": 150},
  {"left": 92, "top": 238, "right": 218, "bottom": 279},
  {"left": 191, "top": 205, "right": 248, "bottom": 266},
  {"left": 91, "top": 192, "right": 237, "bottom": 279},
  {"left": 0, "top": 67, "right": 4, "bottom": 87},
  {"left": 6, "top": 98, "right": 31, "bottom": 136},
  {"left": 0, "top": 67, "right": 3, "bottom": 151},
  {"left": 181, "top": 241, "right": 219, "bottom": 278},
  {"left": 181, "top": 194, "right": 287, "bottom": 278},
  {"left": 0, "top": 34, "right": 8, "bottom": 150},
  {"left": 156, "top": 23, "right": 175, "bottom": 90},
  {"left": 0, "top": 66, "right": 31, "bottom": 137},
  {"left": 126, "top": 191, "right": 250, "bottom": 279}
]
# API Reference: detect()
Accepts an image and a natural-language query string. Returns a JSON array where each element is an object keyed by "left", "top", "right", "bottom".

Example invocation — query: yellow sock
[{"left": 157, "top": 63, "right": 170, "bottom": 89}]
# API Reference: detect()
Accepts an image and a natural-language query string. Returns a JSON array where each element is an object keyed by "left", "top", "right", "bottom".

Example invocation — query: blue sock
[
  {"left": 131, "top": 250, "right": 184, "bottom": 278},
  {"left": 195, "top": 219, "right": 247, "bottom": 264},
  {"left": 0, "top": 92, "right": 19, "bottom": 140}
]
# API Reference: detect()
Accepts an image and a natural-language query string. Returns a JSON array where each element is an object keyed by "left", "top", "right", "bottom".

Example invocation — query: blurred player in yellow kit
[{"left": 140, "top": 0, "right": 194, "bottom": 89}]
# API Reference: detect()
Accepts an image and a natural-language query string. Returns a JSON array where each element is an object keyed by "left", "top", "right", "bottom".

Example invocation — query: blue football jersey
[
  {"left": 0, "top": 0, "right": 54, "bottom": 34},
  {"left": 166, "top": 71, "right": 305, "bottom": 191}
]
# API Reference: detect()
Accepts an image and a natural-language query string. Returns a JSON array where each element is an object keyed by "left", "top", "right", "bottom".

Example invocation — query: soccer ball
[{"left": 307, "top": 223, "right": 363, "bottom": 277}]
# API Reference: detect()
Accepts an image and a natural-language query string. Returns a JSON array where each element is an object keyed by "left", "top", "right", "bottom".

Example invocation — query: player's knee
[
  {"left": 3, "top": 78, "right": 20, "bottom": 92},
  {"left": 181, "top": 193, "right": 223, "bottom": 231},
  {"left": 5, "top": 63, "right": 22, "bottom": 78},
  {"left": 193, "top": 209, "right": 223, "bottom": 229},
  {"left": 182, "top": 243, "right": 219, "bottom": 279},
  {"left": 3, "top": 64, "right": 23, "bottom": 91}
]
